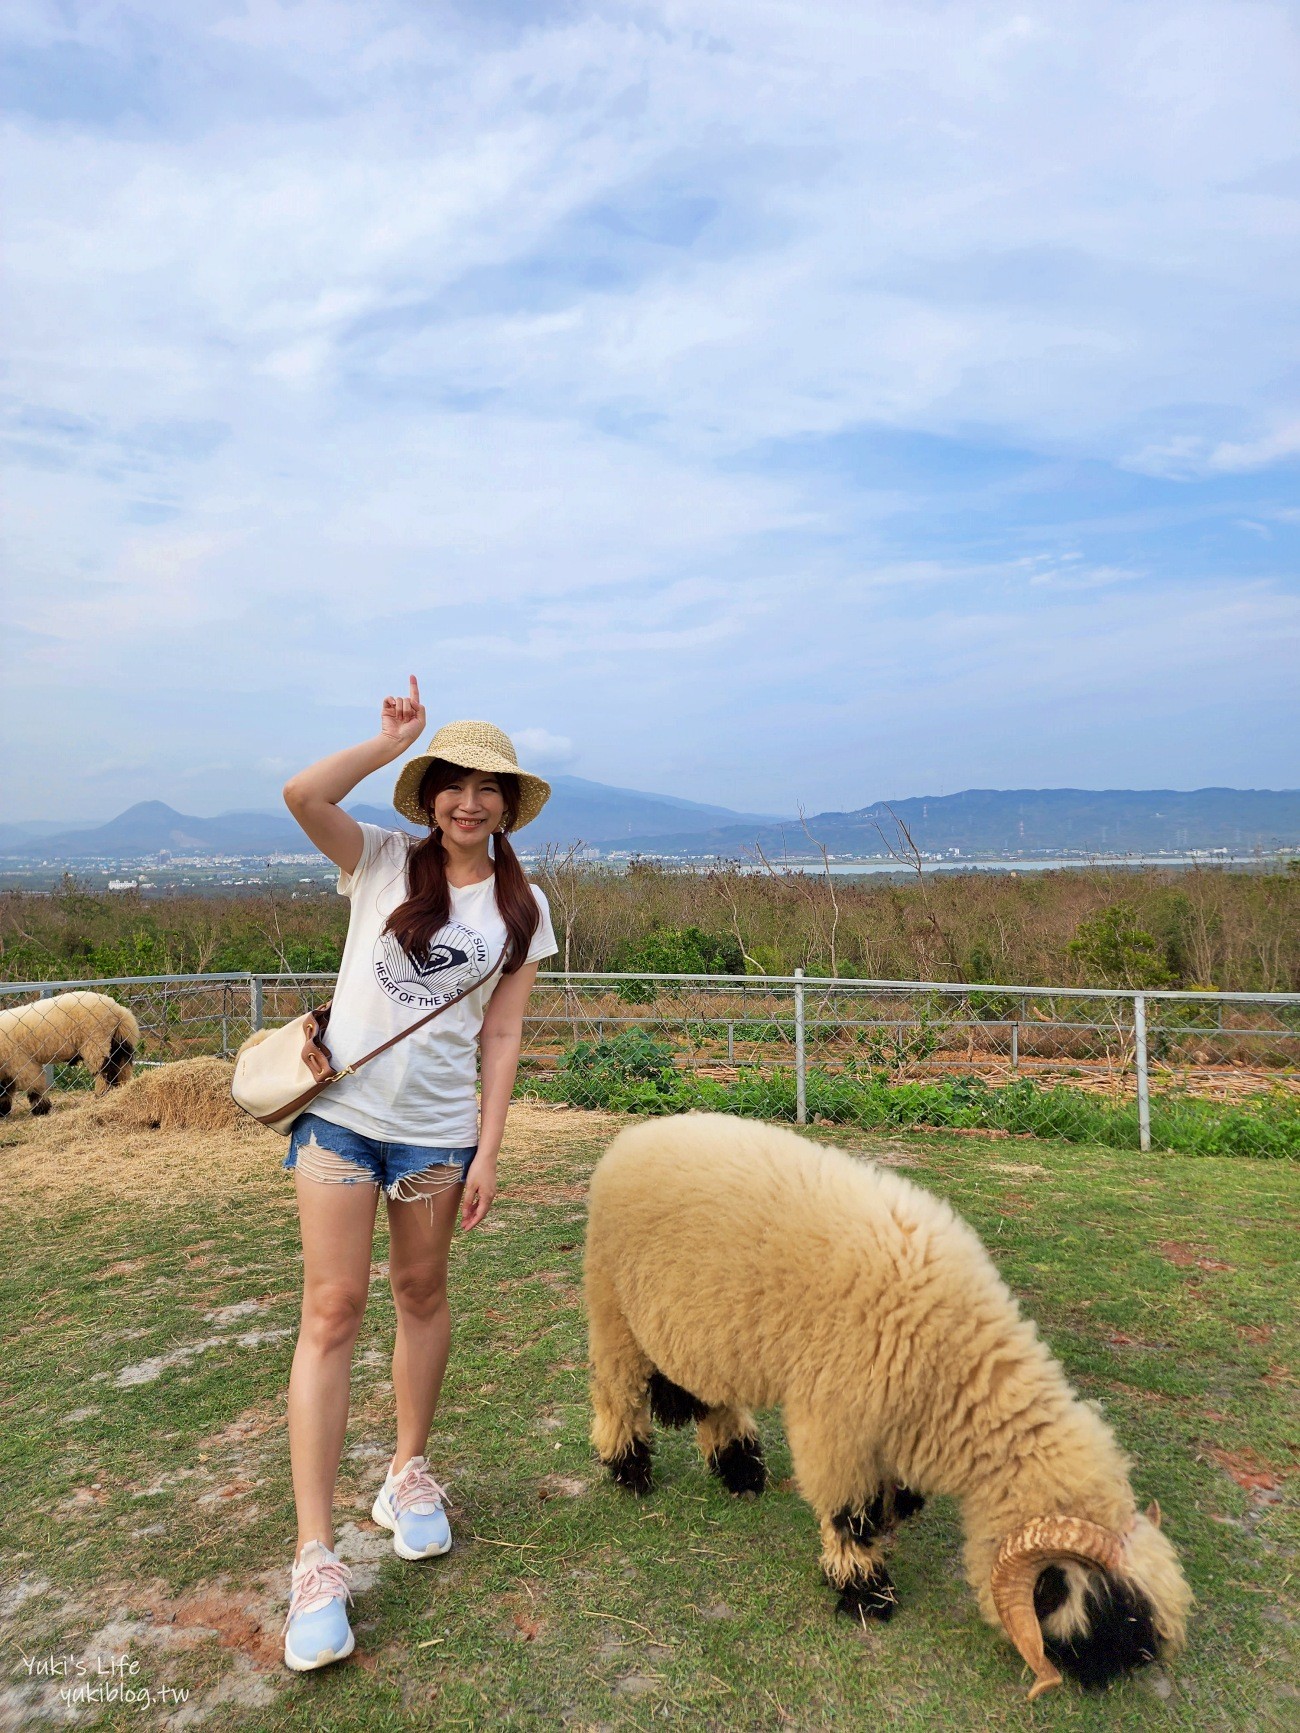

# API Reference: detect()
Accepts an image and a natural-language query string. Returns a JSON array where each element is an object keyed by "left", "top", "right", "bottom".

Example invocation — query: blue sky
[{"left": 4, "top": 0, "right": 1298, "bottom": 825}]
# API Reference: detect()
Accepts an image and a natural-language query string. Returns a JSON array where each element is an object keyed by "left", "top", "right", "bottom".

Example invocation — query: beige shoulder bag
[{"left": 231, "top": 950, "right": 506, "bottom": 1136}]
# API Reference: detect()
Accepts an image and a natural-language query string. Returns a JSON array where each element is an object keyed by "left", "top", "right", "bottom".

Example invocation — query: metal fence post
[
  {"left": 794, "top": 968, "right": 807, "bottom": 1125},
  {"left": 1134, "top": 993, "right": 1151, "bottom": 1153},
  {"left": 39, "top": 985, "right": 55, "bottom": 1092},
  {"left": 727, "top": 1022, "right": 734, "bottom": 1064},
  {"left": 250, "top": 975, "right": 264, "bottom": 1033},
  {"left": 1010, "top": 1022, "right": 1019, "bottom": 1070}
]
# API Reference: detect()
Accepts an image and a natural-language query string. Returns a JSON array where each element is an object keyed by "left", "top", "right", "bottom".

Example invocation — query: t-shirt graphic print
[
  {"left": 307, "top": 821, "right": 557, "bottom": 1146},
  {"left": 374, "top": 922, "right": 490, "bottom": 1008}
]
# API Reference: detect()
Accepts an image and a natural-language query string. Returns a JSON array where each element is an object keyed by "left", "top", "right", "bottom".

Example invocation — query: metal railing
[{"left": 2, "top": 969, "right": 1297, "bottom": 1153}]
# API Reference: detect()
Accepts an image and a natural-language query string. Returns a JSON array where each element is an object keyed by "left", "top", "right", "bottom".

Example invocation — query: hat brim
[{"left": 393, "top": 752, "right": 551, "bottom": 832}]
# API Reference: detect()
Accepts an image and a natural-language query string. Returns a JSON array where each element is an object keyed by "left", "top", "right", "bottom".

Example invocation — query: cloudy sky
[{"left": 4, "top": 0, "right": 1299, "bottom": 825}]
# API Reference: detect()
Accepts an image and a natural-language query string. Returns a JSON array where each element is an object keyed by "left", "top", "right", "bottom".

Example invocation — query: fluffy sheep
[
  {"left": 0, "top": 991, "right": 140, "bottom": 1116},
  {"left": 585, "top": 1114, "right": 1192, "bottom": 1699}
]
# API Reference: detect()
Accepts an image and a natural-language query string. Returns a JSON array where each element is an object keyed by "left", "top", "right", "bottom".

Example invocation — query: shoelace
[
  {"left": 282, "top": 1554, "right": 354, "bottom": 1635},
  {"left": 391, "top": 1456, "right": 453, "bottom": 1517}
]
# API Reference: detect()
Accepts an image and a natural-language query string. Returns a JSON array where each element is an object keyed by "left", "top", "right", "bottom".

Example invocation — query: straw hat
[{"left": 392, "top": 720, "right": 552, "bottom": 833}]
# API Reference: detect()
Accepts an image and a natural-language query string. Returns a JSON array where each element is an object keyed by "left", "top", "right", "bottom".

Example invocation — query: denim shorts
[{"left": 284, "top": 1111, "right": 477, "bottom": 1202}]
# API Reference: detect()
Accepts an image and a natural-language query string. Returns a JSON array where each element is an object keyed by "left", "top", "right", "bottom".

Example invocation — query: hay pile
[{"left": 92, "top": 1057, "right": 253, "bottom": 1134}]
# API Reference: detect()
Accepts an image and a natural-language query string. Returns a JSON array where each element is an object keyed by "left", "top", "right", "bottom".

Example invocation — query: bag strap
[{"left": 329, "top": 947, "right": 508, "bottom": 1082}]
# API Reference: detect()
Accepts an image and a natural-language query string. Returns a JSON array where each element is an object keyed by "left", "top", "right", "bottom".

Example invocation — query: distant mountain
[
  {"left": 5, "top": 779, "right": 779, "bottom": 861},
  {"left": 4, "top": 801, "right": 305, "bottom": 859},
  {"left": 509, "top": 775, "right": 776, "bottom": 846},
  {"left": 0, "top": 819, "right": 73, "bottom": 849},
  {"left": 616, "top": 788, "right": 1300, "bottom": 859},
  {"left": 350, "top": 777, "right": 775, "bottom": 847},
  {"left": 9, "top": 786, "right": 1298, "bottom": 865}
]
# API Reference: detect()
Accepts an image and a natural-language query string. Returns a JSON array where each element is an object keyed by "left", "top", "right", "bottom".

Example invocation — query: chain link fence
[{"left": 2, "top": 970, "right": 1297, "bottom": 1156}]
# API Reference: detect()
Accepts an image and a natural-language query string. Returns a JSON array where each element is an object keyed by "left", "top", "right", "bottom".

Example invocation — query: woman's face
[{"left": 428, "top": 769, "right": 506, "bottom": 847}]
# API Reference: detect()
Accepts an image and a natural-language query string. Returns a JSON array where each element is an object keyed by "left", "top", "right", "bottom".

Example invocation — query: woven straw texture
[{"left": 392, "top": 720, "right": 551, "bottom": 831}]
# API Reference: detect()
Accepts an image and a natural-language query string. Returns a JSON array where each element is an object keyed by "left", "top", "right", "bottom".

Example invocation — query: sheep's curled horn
[{"left": 990, "top": 1503, "right": 1162, "bottom": 1700}]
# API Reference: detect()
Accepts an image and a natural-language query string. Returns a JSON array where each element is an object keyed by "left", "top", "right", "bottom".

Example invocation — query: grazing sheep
[
  {"left": 585, "top": 1114, "right": 1192, "bottom": 1699},
  {"left": 0, "top": 991, "right": 140, "bottom": 1117}
]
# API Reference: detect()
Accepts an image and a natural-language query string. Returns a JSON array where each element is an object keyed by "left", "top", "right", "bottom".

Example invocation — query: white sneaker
[
  {"left": 282, "top": 1540, "right": 355, "bottom": 1671},
  {"left": 371, "top": 1456, "right": 453, "bottom": 1560}
]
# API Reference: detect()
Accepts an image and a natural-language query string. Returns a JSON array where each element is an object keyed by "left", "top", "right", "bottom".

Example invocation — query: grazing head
[{"left": 992, "top": 1507, "right": 1191, "bottom": 1698}]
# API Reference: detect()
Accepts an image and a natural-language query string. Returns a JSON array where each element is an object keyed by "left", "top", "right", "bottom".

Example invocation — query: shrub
[
  {"left": 1068, "top": 902, "right": 1174, "bottom": 990},
  {"left": 610, "top": 926, "right": 744, "bottom": 1004},
  {"left": 558, "top": 1028, "right": 676, "bottom": 1088}
]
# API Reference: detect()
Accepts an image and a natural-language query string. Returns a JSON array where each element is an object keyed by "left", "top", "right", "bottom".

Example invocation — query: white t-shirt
[{"left": 311, "top": 822, "right": 557, "bottom": 1146}]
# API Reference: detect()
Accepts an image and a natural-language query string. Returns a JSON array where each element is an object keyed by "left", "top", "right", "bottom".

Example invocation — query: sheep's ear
[{"left": 1145, "top": 1501, "right": 1162, "bottom": 1529}]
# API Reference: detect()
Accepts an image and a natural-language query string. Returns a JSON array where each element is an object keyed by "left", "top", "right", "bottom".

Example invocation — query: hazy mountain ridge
[
  {"left": 4, "top": 783, "right": 1297, "bottom": 863},
  {"left": 617, "top": 787, "right": 1300, "bottom": 858},
  {"left": 1, "top": 776, "right": 778, "bottom": 860}
]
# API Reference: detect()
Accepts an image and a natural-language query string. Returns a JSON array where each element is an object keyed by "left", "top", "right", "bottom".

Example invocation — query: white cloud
[
  {"left": 1131, "top": 419, "right": 1300, "bottom": 479},
  {"left": 512, "top": 728, "right": 575, "bottom": 767},
  {"left": 1207, "top": 420, "right": 1300, "bottom": 474}
]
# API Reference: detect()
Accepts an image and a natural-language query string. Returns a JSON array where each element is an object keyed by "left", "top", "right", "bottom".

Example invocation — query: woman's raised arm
[{"left": 283, "top": 677, "right": 426, "bottom": 873}]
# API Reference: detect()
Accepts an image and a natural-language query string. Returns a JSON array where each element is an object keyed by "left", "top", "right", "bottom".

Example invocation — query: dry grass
[
  {"left": 5, "top": 860, "right": 1298, "bottom": 991},
  {"left": 0, "top": 1091, "right": 626, "bottom": 1210},
  {"left": 95, "top": 1056, "right": 251, "bottom": 1134}
]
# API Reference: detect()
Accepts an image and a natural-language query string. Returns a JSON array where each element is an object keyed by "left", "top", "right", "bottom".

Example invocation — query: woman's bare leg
[
  {"left": 288, "top": 1171, "right": 380, "bottom": 1557},
  {"left": 385, "top": 1175, "right": 463, "bottom": 1469}
]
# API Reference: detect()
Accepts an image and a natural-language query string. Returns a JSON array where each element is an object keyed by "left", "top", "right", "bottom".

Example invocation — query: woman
[{"left": 278, "top": 679, "right": 557, "bottom": 1671}]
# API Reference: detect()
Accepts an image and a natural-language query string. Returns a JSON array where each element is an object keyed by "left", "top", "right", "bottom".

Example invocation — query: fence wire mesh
[{"left": 1, "top": 971, "right": 1297, "bottom": 1157}]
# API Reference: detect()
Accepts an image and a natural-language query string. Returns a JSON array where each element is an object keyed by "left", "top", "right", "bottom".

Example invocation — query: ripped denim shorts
[{"left": 284, "top": 1111, "right": 477, "bottom": 1204}]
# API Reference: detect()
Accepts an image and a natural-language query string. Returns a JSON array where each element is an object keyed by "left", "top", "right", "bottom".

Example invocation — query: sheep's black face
[{"left": 1034, "top": 1564, "right": 1160, "bottom": 1689}]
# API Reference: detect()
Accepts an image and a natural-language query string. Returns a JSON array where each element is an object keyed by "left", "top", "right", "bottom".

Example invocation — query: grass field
[{"left": 1, "top": 1097, "right": 1297, "bottom": 1730}]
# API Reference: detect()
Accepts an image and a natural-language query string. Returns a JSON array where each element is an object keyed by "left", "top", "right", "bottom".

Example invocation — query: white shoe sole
[
  {"left": 371, "top": 1492, "right": 452, "bottom": 1559},
  {"left": 283, "top": 1627, "right": 356, "bottom": 1672}
]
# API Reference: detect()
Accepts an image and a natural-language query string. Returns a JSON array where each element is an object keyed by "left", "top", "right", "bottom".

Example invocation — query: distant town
[{"left": 0, "top": 843, "right": 1282, "bottom": 899}]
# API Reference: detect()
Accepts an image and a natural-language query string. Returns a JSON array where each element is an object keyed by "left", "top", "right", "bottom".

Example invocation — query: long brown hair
[{"left": 384, "top": 760, "right": 540, "bottom": 974}]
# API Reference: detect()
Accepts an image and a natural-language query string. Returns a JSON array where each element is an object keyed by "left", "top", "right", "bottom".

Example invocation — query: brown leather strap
[{"left": 327, "top": 948, "right": 508, "bottom": 1082}]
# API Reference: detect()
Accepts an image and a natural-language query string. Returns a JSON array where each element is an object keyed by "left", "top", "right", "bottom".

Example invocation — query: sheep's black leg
[
  {"left": 820, "top": 1490, "right": 917, "bottom": 1624},
  {"left": 648, "top": 1370, "right": 709, "bottom": 1429},
  {"left": 28, "top": 1090, "right": 51, "bottom": 1117},
  {"left": 891, "top": 1484, "right": 926, "bottom": 1523},
  {"left": 0, "top": 1081, "right": 12, "bottom": 1118},
  {"left": 833, "top": 1562, "right": 898, "bottom": 1623},
  {"left": 832, "top": 1485, "right": 925, "bottom": 1545},
  {"left": 709, "top": 1433, "right": 767, "bottom": 1494},
  {"left": 605, "top": 1437, "right": 654, "bottom": 1495},
  {"left": 697, "top": 1407, "right": 767, "bottom": 1495}
]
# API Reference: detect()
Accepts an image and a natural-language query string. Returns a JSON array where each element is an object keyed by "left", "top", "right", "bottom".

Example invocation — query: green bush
[
  {"left": 557, "top": 1028, "right": 676, "bottom": 1090},
  {"left": 610, "top": 926, "right": 744, "bottom": 1003},
  {"left": 1068, "top": 902, "right": 1173, "bottom": 990}
]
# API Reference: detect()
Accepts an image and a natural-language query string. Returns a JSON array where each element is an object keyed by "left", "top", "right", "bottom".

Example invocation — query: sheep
[
  {"left": 585, "top": 1113, "right": 1192, "bottom": 1699},
  {"left": 0, "top": 991, "right": 140, "bottom": 1117}
]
